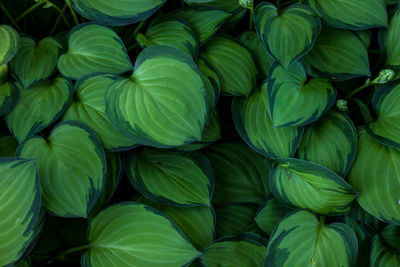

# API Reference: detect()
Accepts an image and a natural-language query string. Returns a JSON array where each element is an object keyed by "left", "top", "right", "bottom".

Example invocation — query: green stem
[
  {"left": 346, "top": 81, "right": 372, "bottom": 99},
  {"left": 49, "top": 4, "right": 67, "bottom": 35},
  {"left": 53, "top": 244, "right": 92, "bottom": 262},
  {"left": 51, "top": 4, "right": 71, "bottom": 28},
  {"left": 354, "top": 98, "right": 373, "bottom": 124},
  {"left": 133, "top": 20, "right": 146, "bottom": 36},
  {"left": 249, "top": 4, "right": 254, "bottom": 30},
  {"left": 65, "top": 0, "right": 80, "bottom": 25},
  {"left": 15, "top": 2, "right": 44, "bottom": 23},
  {"left": 276, "top": 0, "right": 280, "bottom": 9},
  {"left": 0, "top": 2, "right": 21, "bottom": 31},
  {"left": 127, "top": 43, "right": 138, "bottom": 52},
  {"left": 368, "top": 49, "right": 381, "bottom": 54},
  {"left": 319, "top": 216, "right": 325, "bottom": 225}
]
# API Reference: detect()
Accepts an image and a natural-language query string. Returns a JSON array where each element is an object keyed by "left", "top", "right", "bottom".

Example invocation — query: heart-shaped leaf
[
  {"left": 0, "top": 81, "right": 18, "bottom": 117},
  {"left": 381, "top": 7, "right": 400, "bottom": 67},
  {"left": 0, "top": 24, "right": 19, "bottom": 65}
]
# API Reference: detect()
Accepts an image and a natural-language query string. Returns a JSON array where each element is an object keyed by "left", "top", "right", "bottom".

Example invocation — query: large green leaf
[
  {"left": 0, "top": 135, "right": 18, "bottom": 157},
  {"left": 381, "top": 224, "right": 400, "bottom": 253},
  {"left": 381, "top": 7, "right": 400, "bottom": 67},
  {"left": 204, "top": 142, "right": 271, "bottom": 205},
  {"left": 308, "top": 0, "right": 387, "bottom": 30},
  {"left": 231, "top": 82, "right": 304, "bottom": 159},
  {"left": 297, "top": 110, "right": 357, "bottom": 177},
  {"left": 265, "top": 210, "right": 357, "bottom": 267},
  {"left": 105, "top": 45, "right": 207, "bottom": 148},
  {"left": 216, "top": 204, "right": 258, "bottom": 237},
  {"left": 348, "top": 202, "right": 384, "bottom": 232},
  {"left": 82, "top": 202, "right": 201, "bottom": 266},
  {"left": 270, "top": 158, "right": 357, "bottom": 215},
  {"left": 0, "top": 25, "right": 20, "bottom": 65},
  {"left": 9, "top": 37, "right": 62, "bottom": 89},
  {"left": 0, "top": 158, "right": 41, "bottom": 267},
  {"left": 172, "top": 6, "right": 230, "bottom": 44},
  {"left": 70, "top": 0, "right": 166, "bottom": 26},
  {"left": 254, "top": 3, "right": 320, "bottom": 68},
  {"left": 190, "top": 0, "right": 246, "bottom": 25},
  {"left": 266, "top": 62, "right": 336, "bottom": 127},
  {"left": 127, "top": 148, "right": 214, "bottom": 207},
  {"left": 197, "top": 57, "right": 220, "bottom": 113},
  {"left": 200, "top": 36, "right": 257, "bottom": 97},
  {"left": 57, "top": 23, "right": 133, "bottom": 80},
  {"left": 136, "top": 16, "right": 199, "bottom": 58},
  {"left": 62, "top": 73, "right": 137, "bottom": 151},
  {"left": 16, "top": 121, "right": 106, "bottom": 218},
  {"left": 5, "top": 77, "right": 73, "bottom": 143},
  {"left": 348, "top": 130, "right": 400, "bottom": 225},
  {"left": 370, "top": 233, "right": 400, "bottom": 267},
  {"left": 0, "top": 81, "right": 18, "bottom": 116},
  {"left": 302, "top": 27, "right": 371, "bottom": 81}
]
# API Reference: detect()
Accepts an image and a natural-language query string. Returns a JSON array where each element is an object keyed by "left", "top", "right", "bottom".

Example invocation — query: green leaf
[
  {"left": 9, "top": 37, "right": 62, "bottom": 89},
  {"left": 348, "top": 202, "right": 384, "bottom": 232},
  {"left": 265, "top": 210, "right": 357, "bottom": 267},
  {"left": 254, "top": 195, "right": 292, "bottom": 235},
  {"left": 200, "top": 36, "right": 257, "bottom": 97},
  {"left": 0, "top": 64, "right": 7, "bottom": 84},
  {"left": 381, "top": 7, "right": 400, "bottom": 67},
  {"left": 308, "top": 0, "right": 387, "bottom": 30},
  {"left": 70, "top": 0, "right": 166, "bottom": 26},
  {"left": 16, "top": 120, "right": 106, "bottom": 218},
  {"left": 62, "top": 73, "right": 137, "bottom": 151},
  {"left": 189, "top": 0, "right": 246, "bottom": 25},
  {"left": 105, "top": 45, "right": 207, "bottom": 148},
  {"left": 82, "top": 202, "right": 201, "bottom": 266},
  {"left": 366, "top": 81, "right": 400, "bottom": 149},
  {"left": 136, "top": 16, "right": 199, "bottom": 58},
  {"left": 0, "top": 158, "right": 41, "bottom": 267},
  {"left": 0, "top": 81, "right": 18, "bottom": 117},
  {"left": 297, "top": 110, "right": 357, "bottom": 177},
  {"left": 254, "top": 3, "right": 320, "bottom": 68},
  {"left": 172, "top": 6, "right": 230, "bottom": 44},
  {"left": 197, "top": 57, "right": 220, "bottom": 113},
  {"left": 0, "top": 25, "right": 20, "bottom": 65},
  {"left": 381, "top": 224, "right": 400, "bottom": 253},
  {"left": 266, "top": 62, "right": 336, "bottom": 127},
  {"left": 199, "top": 233, "right": 268, "bottom": 267},
  {"left": 0, "top": 135, "right": 18, "bottom": 157},
  {"left": 204, "top": 142, "right": 271, "bottom": 205},
  {"left": 370, "top": 234, "right": 400, "bottom": 267},
  {"left": 270, "top": 158, "right": 357, "bottom": 215},
  {"left": 5, "top": 77, "right": 73, "bottom": 143},
  {"left": 348, "top": 130, "right": 400, "bottom": 225},
  {"left": 57, "top": 23, "right": 133, "bottom": 80},
  {"left": 216, "top": 204, "right": 258, "bottom": 237},
  {"left": 127, "top": 148, "right": 214, "bottom": 207},
  {"left": 231, "top": 82, "right": 304, "bottom": 159},
  {"left": 302, "top": 27, "right": 371, "bottom": 81}
]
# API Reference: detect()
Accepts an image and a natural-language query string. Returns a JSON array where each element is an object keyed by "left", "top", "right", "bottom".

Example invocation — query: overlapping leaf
[
  {"left": 370, "top": 233, "right": 400, "bottom": 266},
  {"left": 0, "top": 24, "right": 19, "bottom": 65},
  {"left": 216, "top": 204, "right": 258, "bottom": 237},
  {"left": 381, "top": 7, "right": 400, "bottom": 67},
  {"left": 197, "top": 57, "right": 220, "bottom": 113},
  {"left": 0, "top": 80, "right": 18, "bottom": 117}
]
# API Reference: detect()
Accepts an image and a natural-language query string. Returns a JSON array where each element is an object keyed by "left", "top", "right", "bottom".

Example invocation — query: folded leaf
[
  {"left": 0, "top": 25, "right": 19, "bottom": 65},
  {"left": 197, "top": 57, "right": 220, "bottom": 113}
]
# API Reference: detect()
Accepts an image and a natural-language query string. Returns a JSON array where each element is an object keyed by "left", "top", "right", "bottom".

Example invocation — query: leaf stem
[
  {"left": 276, "top": 0, "right": 280, "bottom": 9},
  {"left": 53, "top": 244, "right": 92, "bottom": 262},
  {"left": 133, "top": 20, "right": 146, "bottom": 36},
  {"left": 354, "top": 98, "right": 373, "bottom": 124},
  {"left": 368, "top": 49, "right": 381, "bottom": 54},
  {"left": 15, "top": 2, "right": 44, "bottom": 23},
  {"left": 127, "top": 43, "right": 138, "bottom": 52},
  {"left": 249, "top": 3, "right": 254, "bottom": 30},
  {"left": 65, "top": 0, "right": 79, "bottom": 25},
  {"left": 346, "top": 81, "right": 372, "bottom": 99},
  {"left": 49, "top": 4, "right": 68, "bottom": 36},
  {"left": 51, "top": 3, "right": 71, "bottom": 29},
  {"left": 0, "top": 2, "right": 21, "bottom": 31},
  {"left": 319, "top": 216, "right": 325, "bottom": 225}
]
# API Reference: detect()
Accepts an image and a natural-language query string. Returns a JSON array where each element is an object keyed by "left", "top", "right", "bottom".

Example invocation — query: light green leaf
[
  {"left": 308, "top": 0, "right": 387, "bottom": 30},
  {"left": 0, "top": 158, "right": 41, "bottom": 267},
  {"left": 70, "top": 0, "right": 166, "bottom": 26},
  {"left": 200, "top": 36, "right": 257, "bottom": 97},
  {"left": 57, "top": 23, "right": 133, "bottom": 80},
  {"left": 348, "top": 130, "right": 400, "bottom": 225},
  {"left": 136, "top": 16, "right": 199, "bottom": 58},
  {"left": 231, "top": 82, "right": 304, "bottom": 159},
  {"left": 302, "top": 27, "right": 371, "bottom": 81},
  {"left": 381, "top": 7, "right": 400, "bottom": 67},
  {"left": 127, "top": 148, "right": 214, "bottom": 207},
  {"left": 297, "top": 110, "right": 357, "bottom": 177},
  {"left": 62, "top": 73, "right": 137, "bottom": 151},
  {"left": 270, "top": 158, "right": 357, "bottom": 215},
  {"left": 82, "top": 202, "right": 201, "bottom": 266},
  {"left": 105, "top": 45, "right": 207, "bottom": 148},
  {"left": 16, "top": 121, "right": 106, "bottom": 218},
  {"left": 0, "top": 135, "right": 18, "bottom": 157},
  {"left": 197, "top": 57, "right": 220, "bottom": 113},
  {"left": 266, "top": 62, "right": 336, "bottom": 127},
  {"left": 9, "top": 37, "right": 62, "bottom": 89},
  {"left": 370, "top": 234, "right": 400, "bottom": 267},
  {"left": 265, "top": 210, "right": 357, "bottom": 267},
  {"left": 189, "top": 0, "right": 246, "bottom": 25},
  {"left": 5, "top": 77, "right": 73, "bottom": 143},
  {"left": 0, "top": 81, "right": 18, "bottom": 116},
  {"left": 0, "top": 25, "right": 20, "bottom": 65},
  {"left": 254, "top": 3, "right": 320, "bottom": 68},
  {"left": 204, "top": 143, "right": 271, "bottom": 205},
  {"left": 216, "top": 204, "right": 258, "bottom": 237}
]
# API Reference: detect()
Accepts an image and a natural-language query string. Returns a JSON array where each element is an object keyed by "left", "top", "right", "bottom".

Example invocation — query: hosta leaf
[
  {"left": 231, "top": 82, "right": 304, "bottom": 159},
  {"left": 5, "top": 77, "right": 73, "bottom": 143},
  {"left": 265, "top": 210, "right": 357, "bottom": 267},
  {"left": 370, "top": 234, "right": 400, "bottom": 267},
  {"left": 70, "top": 0, "right": 166, "bottom": 26},
  {"left": 190, "top": 0, "right": 246, "bottom": 25},
  {"left": 302, "top": 27, "right": 370, "bottom": 81},
  {"left": 105, "top": 45, "right": 207, "bottom": 148},
  {"left": 270, "top": 158, "right": 357, "bottom": 215},
  {"left": 0, "top": 25, "right": 19, "bottom": 65},
  {"left": 266, "top": 62, "right": 336, "bottom": 127},
  {"left": 136, "top": 16, "right": 199, "bottom": 58},
  {"left": 216, "top": 204, "right": 258, "bottom": 237},
  {"left": 17, "top": 121, "right": 106, "bottom": 218},
  {"left": 381, "top": 224, "right": 400, "bottom": 253},
  {"left": 254, "top": 195, "right": 292, "bottom": 235},
  {"left": 381, "top": 7, "right": 400, "bottom": 67},
  {"left": 308, "top": 0, "right": 387, "bottom": 30},
  {"left": 348, "top": 202, "right": 384, "bottom": 232},
  {"left": 0, "top": 135, "right": 18, "bottom": 157},
  {"left": 57, "top": 23, "right": 133, "bottom": 80},
  {"left": 197, "top": 57, "right": 220, "bottom": 113},
  {"left": 172, "top": 6, "right": 230, "bottom": 44},
  {"left": 0, "top": 81, "right": 18, "bottom": 116},
  {"left": 82, "top": 202, "right": 201, "bottom": 266},
  {"left": 348, "top": 130, "right": 400, "bottom": 225},
  {"left": 200, "top": 36, "right": 257, "bottom": 97},
  {"left": 297, "top": 110, "right": 357, "bottom": 177},
  {"left": 0, "top": 64, "right": 7, "bottom": 84},
  {"left": 254, "top": 3, "right": 320, "bottom": 68},
  {"left": 9, "top": 37, "right": 62, "bottom": 89},
  {"left": 204, "top": 143, "right": 271, "bottom": 205},
  {"left": 62, "top": 73, "right": 137, "bottom": 151},
  {"left": 199, "top": 233, "right": 268, "bottom": 267},
  {"left": 0, "top": 158, "right": 40, "bottom": 267},
  {"left": 127, "top": 148, "right": 213, "bottom": 207}
]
